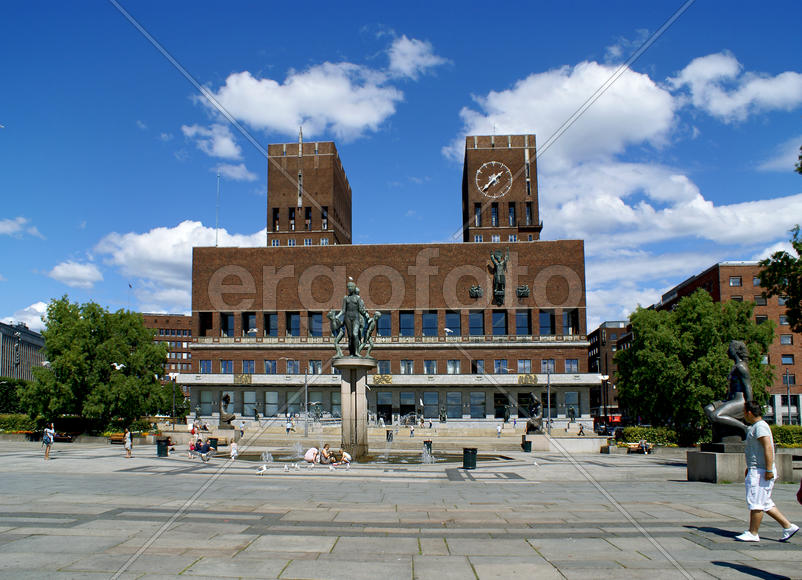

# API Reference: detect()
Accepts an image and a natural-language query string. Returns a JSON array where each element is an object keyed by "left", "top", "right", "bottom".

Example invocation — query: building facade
[
  {"left": 0, "top": 321, "right": 45, "bottom": 381},
  {"left": 657, "top": 261, "right": 802, "bottom": 424},
  {"left": 142, "top": 313, "right": 193, "bottom": 376},
  {"left": 587, "top": 321, "right": 628, "bottom": 422},
  {"left": 181, "top": 135, "right": 598, "bottom": 425}
]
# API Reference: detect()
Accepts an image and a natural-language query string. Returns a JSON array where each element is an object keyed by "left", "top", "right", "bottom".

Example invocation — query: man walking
[{"left": 736, "top": 401, "right": 798, "bottom": 542}]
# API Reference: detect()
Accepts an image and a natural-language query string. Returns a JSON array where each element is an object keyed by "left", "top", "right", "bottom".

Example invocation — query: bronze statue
[
  {"left": 219, "top": 393, "right": 236, "bottom": 427},
  {"left": 704, "top": 340, "right": 753, "bottom": 441},
  {"left": 526, "top": 398, "right": 543, "bottom": 434},
  {"left": 331, "top": 280, "right": 379, "bottom": 358},
  {"left": 360, "top": 311, "right": 381, "bottom": 357},
  {"left": 327, "top": 310, "right": 345, "bottom": 357},
  {"left": 489, "top": 248, "right": 509, "bottom": 306}
]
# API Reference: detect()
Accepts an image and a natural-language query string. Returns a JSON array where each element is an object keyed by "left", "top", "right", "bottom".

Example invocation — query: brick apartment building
[
  {"left": 141, "top": 313, "right": 192, "bottom": 393},
  {"left": 0, "top": 321, "right": 45, "bottom": 381},
  {"left": 656, "top": 261, "right": 802, "bottom": 424},
  {"left": 180, "top": 135, "right": 599, "bottom": 425},
  {"left": 587, "top": 321, "right": 628, "bottom": 423}
]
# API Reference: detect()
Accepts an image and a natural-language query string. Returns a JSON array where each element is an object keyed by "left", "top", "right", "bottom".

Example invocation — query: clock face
[{"left": 475, "top": 161, "right": 513, "bottom": 198}]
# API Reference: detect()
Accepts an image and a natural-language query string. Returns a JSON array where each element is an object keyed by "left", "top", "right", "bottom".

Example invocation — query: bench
[
  {"left": 109, "top": 433, "right": 125, "bottom": 445},
  {"left": 626, "top": 442, "right": 653, "bottom": 454}
]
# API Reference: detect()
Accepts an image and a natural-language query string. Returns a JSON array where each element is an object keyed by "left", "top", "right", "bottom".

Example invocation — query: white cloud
[
  {"left": 0, "top": 273, "right": 5, "bottom": 282},
  {"left": 445, "top": 61, "right": 676, "bottom": 170},
  {"left": 1, "top": 301, "right": 47, "bottom": 332},
  {"left": 95, "top": 221, "right": 265, "bottom": 312},
  {"left": 159, "top": 132, "right": 174, "bottom": 142},
  {"left": 181, "top": 123, "right": 242, "bottom": 159},
  {"left": 0, "top": 216, "right": 42, "bottom": 238},
  {"left": 216, "top": 163, "right": 258, "bottom": 182},
  {"left": 47, "top": 261, "right": 103, "bottom": 289},
  {"left": 669, "top": 52, "right": 802, "bottom": 122},
  {"left": 388, "top": 35, "right": 447, "bottom": 80},
  {"left": 136, "top": 120, "right": 148, "bottom": 130},
  {"left": 752, "top": 240, "right": 796, "bottom": 261},
  {"left": 757, "top": 135, "right": 802, "bottom": 172},
  {"left": 208, "top": 63, "right": 403, "bottom": 141}
]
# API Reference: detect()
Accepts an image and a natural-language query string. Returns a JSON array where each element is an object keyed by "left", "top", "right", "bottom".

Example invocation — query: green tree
[
  {"left": 20, "top": 296, "right": 170, "bottom": 427},
  {"left": 796, "top": 145, "right": 802, "bottom": 175},
  {"left": 759, "top": 225, "right": 802, "bottom": 333},
  {"left": 0, "top": 377, "right": 28, "bottom": 413},
  {"left": 615, "top": 289, "right": 774, "bottom": 444}
]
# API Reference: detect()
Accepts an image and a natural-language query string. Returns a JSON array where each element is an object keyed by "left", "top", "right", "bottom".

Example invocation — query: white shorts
[{"left": 745, "top": 468, "right": 776, "bottom": 511}]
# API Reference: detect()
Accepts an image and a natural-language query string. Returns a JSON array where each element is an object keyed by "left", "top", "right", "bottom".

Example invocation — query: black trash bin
[
  {"left": 521, "top": 439, "right": 532, "bottom": 452},
  {"left": 423, "top": 440, "right": 432, "bottom": 453},
  {"left": 208, "top": 437, "right": 219, "bottom": 450},
  {"left": 462, "top": 447, "right": 477, "bottom": 470},
  {"left": 386, "top": 429, "right": 394, "bottom": 443},
  {"left": 156, "top": 438, "right": 169, "bottom": 458}
]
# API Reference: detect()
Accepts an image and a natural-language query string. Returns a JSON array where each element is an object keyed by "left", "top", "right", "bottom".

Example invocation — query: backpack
[{"left": 43, "top": 432, "right": 52, "bottom": 445}]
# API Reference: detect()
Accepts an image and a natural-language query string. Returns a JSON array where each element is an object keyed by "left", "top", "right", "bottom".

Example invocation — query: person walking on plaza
[
  {"left": 735, "top": 401, "right": 798, "bottom": 542},
  {"left": 43, "top": 423, "right": 55, "bottom": 460},
  {"left": 123, "top": 427, "right": 133, "bottom": 458},
  {"left": 496, "top": 424, "right": 502, "bottom": 438}
]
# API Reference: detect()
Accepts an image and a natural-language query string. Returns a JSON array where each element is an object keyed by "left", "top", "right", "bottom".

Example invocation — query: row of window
[
  {"left": 199, "top": 357, "right": 579, "bottom": 375},
  {"left": 756, "top": 314, "right": 791, "bottom": 326},
  {"left": 272, "top": 206, "right": 328, "bottom": 232},
  {"left": 167, "top": 352, "right": 191, "bottom": 359},
  {"left": 156, "top": 341, "right": 190, "bottom": 349},
  {"left": 270, "top": 237, "right": 330, "bottom": 247},
  {"left": 473, "top": 202, "right": 534, "bottom": 228},
  {"left": 474, "top": 234, "right": 528, "bottom": 242},
  {"left": 158, "top": 329, "right": 190, "bottom": 336},
  {"left": 216, "top": 309, "right": 581, "bottom": 338},
  {"left": 730, "top": 294, "right": 788, "bottom": 306}
]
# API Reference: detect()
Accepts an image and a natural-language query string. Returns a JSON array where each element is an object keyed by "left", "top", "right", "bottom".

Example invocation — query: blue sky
[{"left": 2, "top": 1, "right": 801, "bottom": 332}]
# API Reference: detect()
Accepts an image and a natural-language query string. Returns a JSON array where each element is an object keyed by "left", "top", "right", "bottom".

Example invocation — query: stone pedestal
[
  {"left": 333, "top": 356, "right": 376, "bottom": 461},
  {"left": 687, "top": 450, "right": 746, "bottom": 483}
]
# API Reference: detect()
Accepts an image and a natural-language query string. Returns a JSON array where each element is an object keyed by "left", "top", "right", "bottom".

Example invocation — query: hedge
[
  {"left": 771, "top": 425, "right": 802, "bottom": 447},
  {"left": 0, "top": 413, "right": 38, "bottom": 432},
  {"left": 620, "top": 426, "right": 679, "bottom": 446}
]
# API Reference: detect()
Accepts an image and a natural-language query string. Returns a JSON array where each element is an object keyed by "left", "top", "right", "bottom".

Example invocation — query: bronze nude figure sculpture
[{"left": 704, "top": 340, "right": 753, "bottom": 441}]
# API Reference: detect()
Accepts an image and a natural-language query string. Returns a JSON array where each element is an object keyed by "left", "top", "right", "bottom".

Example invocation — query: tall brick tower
[
  {"left": 461, "top": 134, "right": 543, "bottom": 243},
  {"left": 266, "top": 131, "right": 352, "bottom": 247}
]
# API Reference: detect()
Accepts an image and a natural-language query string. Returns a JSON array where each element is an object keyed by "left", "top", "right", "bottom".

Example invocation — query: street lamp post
[
  {"left": 12, "top": 331, "right": 21, "bottom": 380},
  {"left": 601, "top": 375, "right": 610, "bottom": 426},
  {"left": 546, "top": 369, "right": 551, "bottom": 436},
  {"left": 785, "top": 369, "right": 792, "bottom": 426},
  {"left": 304, "top": 370, "right": 309, "bottom": 437}
]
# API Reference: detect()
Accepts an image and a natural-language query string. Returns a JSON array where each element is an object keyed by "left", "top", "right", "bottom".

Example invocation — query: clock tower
[{"left": 461, "top": 134, "right": 543, "bottom": 243}]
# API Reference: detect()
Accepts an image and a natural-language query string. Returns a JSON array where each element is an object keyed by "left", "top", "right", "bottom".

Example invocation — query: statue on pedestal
[
  {"left": 329, "top": 280, "right": 380, "bottom": 358},
  {"left": 489, "top": 248, "right": 509, "bottom": 306},
  {"left": 704, "top": 340, "right": 753, "bottom": 442}
]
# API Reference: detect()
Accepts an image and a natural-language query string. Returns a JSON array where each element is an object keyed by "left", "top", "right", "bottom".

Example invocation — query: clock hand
[{"left": 482, "top": 172, "right": 502, "bottom": 191}]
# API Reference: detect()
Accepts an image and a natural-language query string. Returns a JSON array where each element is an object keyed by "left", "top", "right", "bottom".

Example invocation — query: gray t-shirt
[{"left": 745, "top": 420, "right": 773, "bottom": 470}]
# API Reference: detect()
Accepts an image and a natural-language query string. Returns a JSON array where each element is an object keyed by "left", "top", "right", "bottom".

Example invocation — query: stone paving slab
[{"left": 1, "top": 441, "right": 802, "bottom": 579}]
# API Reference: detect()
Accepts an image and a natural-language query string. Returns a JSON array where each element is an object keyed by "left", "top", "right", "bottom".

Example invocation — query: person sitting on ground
[
  {"left": 199, "top": 439, "right": 213, "bottom": 462},
  {"left": 303, "top": 446, "right": 319, "bottom": 464},
  {"left": 230, "top": 440, "right": 239, "bottom": 460},
  {"left": 201, "top": 423, "right": 209, "bottom": 431},
  {"left": 333, "top": 448, "right": 352, "bottom": 467},
  {"left": 320, "top": 444, "right": 333, "bottom": 464},
  {"left": 188, "top": 440, "right": 195, "bottom": 458}
]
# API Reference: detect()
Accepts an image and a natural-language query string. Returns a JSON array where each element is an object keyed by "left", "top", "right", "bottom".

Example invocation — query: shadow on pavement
[{"left": 711, "top": 561, "right": 790, "bottom": 580}]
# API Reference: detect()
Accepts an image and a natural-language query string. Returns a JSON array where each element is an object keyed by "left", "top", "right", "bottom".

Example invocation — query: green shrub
[
  {"left": 621, "top": 426, "right": 679, "bottom": 446},
  {"left": 0, "top": 413, "right": 38, "bottom": 432},
  {"left": 771, "top": 425, "right": 802, "bottom": 447}
]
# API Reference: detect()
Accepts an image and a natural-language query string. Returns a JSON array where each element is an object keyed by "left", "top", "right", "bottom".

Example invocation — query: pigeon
[
  {"left": 329, "top": 465, "right": 335, "bottom": 471},
  {"left": 110, "top": 363, "right": 125, "bottom": 370},
  {"left": 284, "top": 464, "right": 290, "bottom": 472},
  {"left": 257, "top": 464, "right": 268, "bottom": 475},
  {"left": 294, "top": 463, "right": 300, "bottom": 471}
]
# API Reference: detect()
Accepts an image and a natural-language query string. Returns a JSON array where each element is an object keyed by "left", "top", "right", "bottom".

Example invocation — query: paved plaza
[{"left": 1, "top": 439, "right": 801, "bottom": 579}]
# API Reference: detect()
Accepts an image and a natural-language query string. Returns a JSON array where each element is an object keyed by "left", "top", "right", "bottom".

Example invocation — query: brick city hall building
[{"left": 182, "top": 135, "right": 598, "bottom": 425}]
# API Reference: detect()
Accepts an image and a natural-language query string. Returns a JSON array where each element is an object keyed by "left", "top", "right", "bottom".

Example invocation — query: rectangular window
[
  {"left": 288, "top": 207, "right": 295, "bottom": 231},
  {"left": 474, "top": 203, "right": 482, "bottom": 227},
  {"left": 331, "top": 391, "right": 340, "bottom": 418},
  {"left": 756, "top": 315, "right": 768, "bottom": 324},
  {"left": 729, "top": 276, "right": 742, "bottom": 287},
  {"left": 539, "top": 310, "right": 555, "bottom": 335},
  {"left": 242, "top": 360, "right": 255, "bottom": 374},
  {"left": 492, "top": 310, "right": 507, "bottom": 335},
  {"left": 305, "top": 206, "right": 312, "bottom": 230},
  {"left": 377, "top": 360, "right": 391, "bottom": 374},
  {"left": 377, "top": 314, "right": 391, "bottom": 337},
  {"left": 322, "top": 207, "right": 328, "bottom": 230},
  {"left": 754, "top": 295, "right": 767, "bottom": 306},
  {"left": 286, "top": 391, "right": 300, "bottom": 416},
  {"left": 286, "top": 312, "right": 300, "bottom": 336},
  {"left": 469, "top": 310, "right": 485, "bottom": 335},
  {"left": 308, "top": 360, "right": 322, "bottom": 374},
  {"left": 541, "top": 359, "right": 555, "bottom": 373},
  {"left": 562, "top": 309, "right": 579, "bottom": 335},
  {"left": 516, "top": 309, "right": 531, "bottom": 335},
  {"left": 423, "top": 391, "right": 438, "bottom": 418},
  {"left": 264, "top": 313, "right": 278, "bottom": 337},
  {"left": 447, "top": 359, "right": 461, "bottom": 374},
  {"left": 491, "top": 235, "right": 500, "bottom": 243},
  {"left": 423, "top": 360, "right": 437, "bottom": 374},
  {"left": 494, "top": 359, "right": 508, "bottom": 374},
  {"left": 508, "top": 234, "right": 517, "bottom": 242},
  {"left": 565, "top": 391, "right": 579, "bottom": 419},
  {"left": 200, "top": 360, "right": 212, "bottom": 374},
  {"left": 445, "top": 311, "right": 461, "bottom": 336},
  {"left": 473, "top": 234, "right": 483, "bottom": 242},
  {"left": 320, "top": 238, "right": 329, "bottom": 245},
  {"left": 242, "top": 313, "right": 257, "bottom": 337},
  {"left": 471, "top": 359, "right": 484, "bottom": 374},
  {"left": 447, "top": 391, "right": 462, "bottom": 418},
  {"left": 221, "top": 313, "right": 234, "bottom": 337},
  {"left": 517, "top": 359, "right": 531, "bottom": 373},
  {"left": 508, "top": 202, "right": 516, "bottom": 226},
  {"left": 731, "top": 295, "right": 743, "bottom": 302},
  {"left": 421, "top": 311, "right": 438, "bottom": 336},
  {"left": 272, "top": 207, "right": 280, "bottom": 231},
  {"left": 782, "top": 354, "right": 795, "bottom": 365},
  {"left": 779, "top": 296, "right": 787, "bottom": 306},
  {"left": 399, "top": 311, "right": 415, "bottom": 336},
  {"left": 525, "top": 202, "right": 533, "bottom": 225},
  {"left": 491, "top": 203, "right": 498, "bottom": 226},
  {"left": 270, "top": 235, "right": 279, "bottom": 244},
  {"left": 304, "top": 238, "right": 313, "bottom": 246},
  {"left": 308, "top": 312, "right": 323, "bottom": 337},
  {"left": 264, "top": 360, "right": 277, "bottom": 374},
  {"left": 470, "top": 392, "right": 485, "bottom": 418},
  {"left": 400, "top": 360, "right": 414, "bottom": 374},
  {"left": 783, "top": 374, "right": 797, "bottom": 386},
  {"left": 287, "top": 239, "right": 296, "bottom": 247},
  {"left": 753, "top": 276, "right": 761, "bottom": 286},
  {"left": 780, "top": 315, "right": 789, "bottom": 325},
  {"left": 781, "top": 334, "right": 793, "bottom": 345},
  {"left": 220, "top": 360, "right": 233, "bottom": 374},
  {"left": 286, "top": 359, "right": 299, "bottom": 374},
  {"left": 565, "top": 359, "right": 579, "bottom": 373}
]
